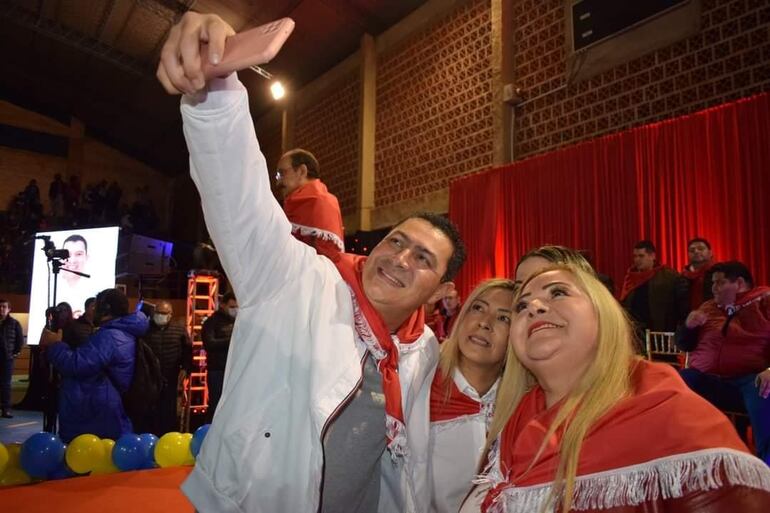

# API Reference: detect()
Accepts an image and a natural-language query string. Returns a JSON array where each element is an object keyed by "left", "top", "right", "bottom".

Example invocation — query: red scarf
[
  {"left": 333, "top": 253, "right": 425, "bottom": 458},
  {"left": 482, "top": 360, "right": 759, "bottom": 512},
  {"left": 283, "top": 179, "right": 344, "bottom": 256},
  {"left": 430, "top": 370, "right": 485, "bottom": 422},
  {"left": 682, "top": 261, "right": 715, "bottom": 310},
  {"left": 719, "top": 286, "right": 770, "bottom": 315},
  {"left": 619, "top": 266, "right": 660, "bottom": 301}
]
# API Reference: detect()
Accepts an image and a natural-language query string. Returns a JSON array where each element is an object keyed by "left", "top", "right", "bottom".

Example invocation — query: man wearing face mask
[
  {"left": 201, "top": 292, "right": 237, "bottom": 422},
  {"left": 138, "top": 301, "right": 192, "bottom": 435},
  {"left": 41, "top": 288, "right": 148, "bottom": 442}
]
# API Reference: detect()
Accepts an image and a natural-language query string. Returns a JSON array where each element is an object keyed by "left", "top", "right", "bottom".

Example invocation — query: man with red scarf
[
  {"left": 682, "top": 237, "right": 716, "bottom": 311},
  {"left": 620, "top": 240, "right": 688, "bottom": 339},
  {"left": 276, "top": 148, "right": 345, "bottom": 259},
  {"left": 156, "top": 13, "right": 466, "bottom": 512},
  {"left": 677, "top": 261, "right": 770, "bottom": 464}
]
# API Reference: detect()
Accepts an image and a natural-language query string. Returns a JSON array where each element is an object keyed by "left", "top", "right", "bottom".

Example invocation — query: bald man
[{"left": 137, "top": 301, "right": 192, "bottom": 435}]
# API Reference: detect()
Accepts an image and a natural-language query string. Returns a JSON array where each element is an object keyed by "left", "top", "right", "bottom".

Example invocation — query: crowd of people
[{"left": 0, "top": 176, "right": 160, "bottom": 292}]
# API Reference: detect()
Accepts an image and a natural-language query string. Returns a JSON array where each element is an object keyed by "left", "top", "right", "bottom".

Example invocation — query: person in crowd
[
  {"left": 49, "top": 173, "right": 65, "bottom": 219},
  {"left": 63, "top": 297, "right": 97, "bottom": 348},
  {"left": 682, "top": 237, "right": 716, "bottom": 311},
  {"left": 515, "top": 245, "right": 596, "bottom": 288},
  {"left": 276, "top": 148, "right": 345, "bottom": 259},
  {"left": 620, "top": 240, "right": 688, "bottom": 337},
  {"left": 140, "top": 300, "right": 192, "bottom": 435},
  {"left": 23, "top": 179, "right": 40, "bottom": 206},
  {"left": 430, "top": 279, "right": 514, "bottom": 513},
  {"left": 201, "top": 292, "right": 237, "bottom": 423},
  {"left": 425, "top": 290, "right": 459, "bottom": 343},
  {"left": 0, "top": 299, "right": 24, "bottom": 418},
  {"left": 462, "top": 263, "right": 770, "bottom": 513},
  {"left": 41, "top": 288, "right": 148, "bottom": 442},
  {"left": 677, "top": 260, "right": 770, "bottom": 464},
  {"left": 41, "top": 302, "right": 74, "bottom": 432},
  {"left": 157, "top": 13, "right": 466, "bottom": 512}
]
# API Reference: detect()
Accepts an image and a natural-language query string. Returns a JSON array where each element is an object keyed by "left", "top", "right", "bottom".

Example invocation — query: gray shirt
[{"left": 320, "top": 354, "right": 386, "bottom": 513}]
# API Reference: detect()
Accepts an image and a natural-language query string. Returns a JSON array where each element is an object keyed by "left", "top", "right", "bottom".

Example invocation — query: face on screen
[{"left": 63, "top": 239, "right": 88, "bottom": 274}]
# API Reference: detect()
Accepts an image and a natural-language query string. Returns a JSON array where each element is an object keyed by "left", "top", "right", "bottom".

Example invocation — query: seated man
[
  {"left": 156, "top": 13, "right": 466, "bottom": 513},
  {"left": 677, "top": 261, "right": 770, "bottom": 464}
]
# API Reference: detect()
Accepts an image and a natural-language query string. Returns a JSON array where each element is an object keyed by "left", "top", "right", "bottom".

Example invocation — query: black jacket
[
  {"left": 143, "top": 322, "right": 192, "bottom": 377},
  {"left": 1, "top": 315, "right": 24, "bottom": 360},
  {"left": 201, "top": 310, "right": 234, "bottom": 371},
  {"left": 62, "top": 317, "right": 96, "bottom": 349}
]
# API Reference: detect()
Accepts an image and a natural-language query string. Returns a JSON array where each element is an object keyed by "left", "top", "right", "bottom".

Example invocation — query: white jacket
[
  {"left": 430, "top": 371, "right": 497, "bottom": 513},
  {"left": 179, "top": 76, "right": 438, "bottom": 513}
]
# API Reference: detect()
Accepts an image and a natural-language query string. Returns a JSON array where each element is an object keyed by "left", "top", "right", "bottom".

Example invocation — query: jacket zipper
[{"left": 316, "top": 350, "right": 368, "bottom": 513}]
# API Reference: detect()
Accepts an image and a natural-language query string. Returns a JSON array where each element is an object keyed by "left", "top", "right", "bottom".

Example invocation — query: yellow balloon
[
  {"left": 0, "top": 443, "right": 8, "bottom": 475},
  {"left": 154, "top": 432, "right": 188, "bottom": 468},
  {"left": 0, "top": 467, "right": 32, "bottom": 487},
  {"left": 66, "top": 434, "right": 105, "bottom": 474},
  {"left": 5, "top": 443, "right": 22, "bottom": 469},
  {"left": 91, "top": 439, "right": 120, "bottom": 475},
  {"left": 180, "top": 433, "right": 195, "bottom": 466}
]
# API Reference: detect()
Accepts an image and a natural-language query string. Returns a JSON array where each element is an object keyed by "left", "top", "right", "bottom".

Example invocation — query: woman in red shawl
[{"left": 463, "top": 263, "right": 770, "bottom": 513}]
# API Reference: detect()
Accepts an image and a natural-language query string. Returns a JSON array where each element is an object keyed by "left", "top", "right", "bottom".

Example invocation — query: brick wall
[
  {"left": 513, "top": 0, "right": 770, "bottom": 158},
  {"left": 293, "top": 73, "right": 361, "bottom": 216},
  {"left": 375, "top": 0, "right": 494, "bottom": 208}
]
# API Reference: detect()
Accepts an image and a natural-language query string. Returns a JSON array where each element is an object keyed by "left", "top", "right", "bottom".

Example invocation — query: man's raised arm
[{"left": 159, "top": 13, "right": 308, "bottom": 307}]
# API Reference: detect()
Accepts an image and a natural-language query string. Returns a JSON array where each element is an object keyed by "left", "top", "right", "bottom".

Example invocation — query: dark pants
[
  {"left": 157, "top": 370, "right": 180, "bottom": 434},
  {"left": 207, "top": 369, "right": 225, "bottom": 424},
  {"left": 1, "top": 357, "right": 14, "bottom": 411},
  {"left": 680, "top": 368, "right": 770, "bottom": 464},
  {"left": 133, "top": 370, "right": 180, "bottom": 436}
]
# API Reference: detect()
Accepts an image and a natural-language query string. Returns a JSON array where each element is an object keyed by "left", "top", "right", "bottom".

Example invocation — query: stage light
[{"left": 270, "top": 81, "right": 286, "bottom": 100}]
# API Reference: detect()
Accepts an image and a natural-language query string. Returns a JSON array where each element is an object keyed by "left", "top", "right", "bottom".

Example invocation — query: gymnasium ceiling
[{"left": 0, "top": 0, "right": 426, "bottom": 174}]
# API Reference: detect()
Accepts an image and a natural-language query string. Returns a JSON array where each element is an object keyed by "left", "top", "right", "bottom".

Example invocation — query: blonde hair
[
  {"left": 516, "top": 245, "right": 595, "bottom": 277},
  {"left": 437, "top": 278, "right": 516, "bottom": 395},
  {"left": 486, "top": 264, "right": 637, "bottom": 512}
]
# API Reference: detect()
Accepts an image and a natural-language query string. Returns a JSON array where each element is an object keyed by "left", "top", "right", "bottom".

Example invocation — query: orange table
[{"left": 0, "top": 467, "right": 194, "bottom": 513}]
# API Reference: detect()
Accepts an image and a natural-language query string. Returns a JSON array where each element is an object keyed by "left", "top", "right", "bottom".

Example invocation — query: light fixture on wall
[{"left": 250, "top": 65, "right": 286, "bottom": 101}]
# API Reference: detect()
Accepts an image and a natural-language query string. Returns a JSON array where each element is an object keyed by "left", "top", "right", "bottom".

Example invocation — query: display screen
[{"left": 27, "top": 227, "right": 120, "bottom": 344}]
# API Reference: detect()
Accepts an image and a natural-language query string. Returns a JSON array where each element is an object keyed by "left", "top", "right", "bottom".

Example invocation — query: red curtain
[{"left": 449, "top": 93, "right": 770, "bottom": 298}]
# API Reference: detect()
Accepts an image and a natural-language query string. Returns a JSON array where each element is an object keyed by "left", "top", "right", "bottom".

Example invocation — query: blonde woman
[
  {"left": 430, "top": 279, "right": 516, "bottom": 513},
  {"left": 467, "top": 264, "right": 770, "bottom": 512}
]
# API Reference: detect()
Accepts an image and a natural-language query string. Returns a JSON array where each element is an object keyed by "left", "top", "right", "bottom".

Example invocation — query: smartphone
[{"left": 201, "top": 18, "right": 295, "bottom": 80}]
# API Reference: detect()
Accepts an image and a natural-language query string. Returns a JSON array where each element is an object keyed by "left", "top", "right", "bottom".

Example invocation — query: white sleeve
[{"left": 180, "top": 75, "right": 311, "bottom": 308}]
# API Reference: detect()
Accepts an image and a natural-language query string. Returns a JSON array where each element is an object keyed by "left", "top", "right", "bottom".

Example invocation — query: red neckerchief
[
  {"left": 718, "top": 286, "right": 770, "bottom": 315},
  {"left": 619, "top": 265, "right": 660, "bottom": 301},
  {"left": 430, "top": 370, "right": 483, "bottom": 422},
  {"left": 482, "top": 360, "right": 750, "bottom": 511},
  {"left": 682, "top": 261, "right": 715, "bottom": 310},
  {"left": 333, "top": 253, "right": 425, "bottom": 458},
  {"left": 283, "top": 179, "right": 344, "bottom": 256}
]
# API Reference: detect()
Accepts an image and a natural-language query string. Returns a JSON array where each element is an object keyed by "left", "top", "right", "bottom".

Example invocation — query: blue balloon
[
  {"left": 48, "top": 460, "right": 76, "bottom": 480},
  {"left": 191, "top": 424, "right": 211, "bottom": 458},
  {"left": 21, "top": 432, "right": 66, "bottom": 478},
  {"left": 138, "top": 433, "right": 158, "bottom": 469},
  {"left": 112, "top": 434, "right": 144, "bottom": 471}
]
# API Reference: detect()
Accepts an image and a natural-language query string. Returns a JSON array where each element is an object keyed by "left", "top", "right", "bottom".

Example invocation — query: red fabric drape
[{"left": 449, "top": 93, "right": 770, "bottom": 298}]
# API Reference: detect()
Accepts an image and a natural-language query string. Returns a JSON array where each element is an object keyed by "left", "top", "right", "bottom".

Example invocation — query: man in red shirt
[
  {"left": 276, "top": 149, "right": 344, "bottom": 260},
  {"left": 677, "top": 261, "right": 770, "bottom": 464}
]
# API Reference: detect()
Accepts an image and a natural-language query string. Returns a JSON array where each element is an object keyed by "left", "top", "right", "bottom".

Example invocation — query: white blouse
[{"left": 430, "top": 369, "right": 498, "bottom": 513}]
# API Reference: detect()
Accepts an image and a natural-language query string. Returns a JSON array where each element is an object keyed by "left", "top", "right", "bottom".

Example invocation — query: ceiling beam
[{"left": 0, "top": 2, "right": 151, "bottom": 76}]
